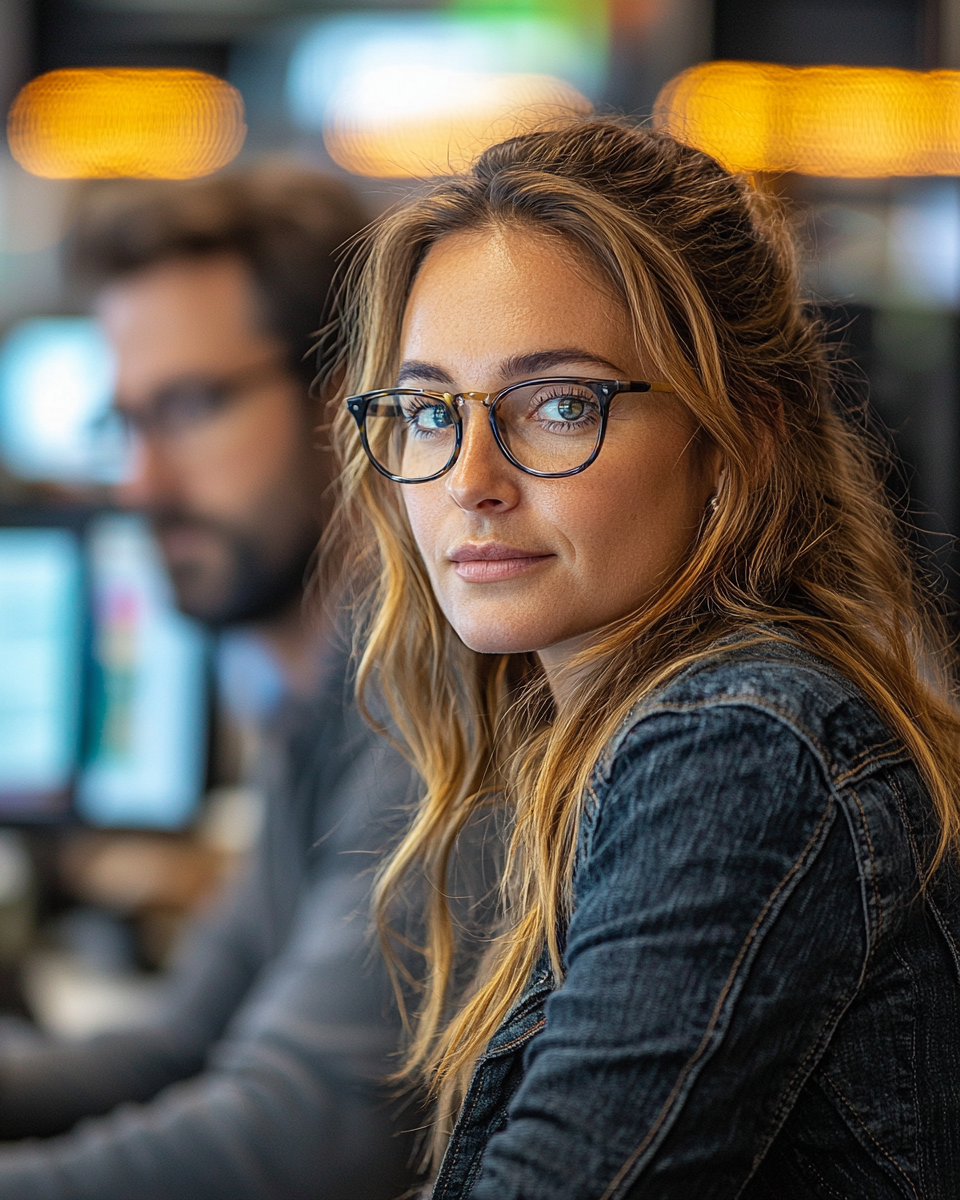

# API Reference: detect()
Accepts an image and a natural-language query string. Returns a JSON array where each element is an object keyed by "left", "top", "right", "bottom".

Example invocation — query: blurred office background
[{"left": 0, "top": 0, "right": 958, "bottom": 1033}]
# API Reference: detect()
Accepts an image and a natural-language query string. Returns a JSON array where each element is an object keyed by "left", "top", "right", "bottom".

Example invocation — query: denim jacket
[{"left": 433, "top": 634, "right": 960, "bottom": 1199}]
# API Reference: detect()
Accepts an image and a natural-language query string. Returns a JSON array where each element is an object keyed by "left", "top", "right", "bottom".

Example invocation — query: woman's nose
[{"left": 444, "top": 402, "right": 521, "bottom": 513}]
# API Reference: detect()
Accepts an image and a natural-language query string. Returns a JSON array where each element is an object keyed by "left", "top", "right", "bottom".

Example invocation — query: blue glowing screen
[
  {"left": 0, "top": 527, "right": 84, "bottom": 815},
  {"left": 77, "top": 514, "right": 208, "bottom": 831},
  {"left": 0, "top": 317, "right": 126, "bottom": 484},
  {"left": 285, "top": 12, "right": 606, "bottom": 132}
]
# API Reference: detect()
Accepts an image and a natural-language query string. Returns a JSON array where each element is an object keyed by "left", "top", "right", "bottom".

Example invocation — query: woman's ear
[
  {"left": 709, "top": 464, "right": 727, "bottom": 508},
  {"left": 698, "top": 436, "right": 725, "bottom": 506}
]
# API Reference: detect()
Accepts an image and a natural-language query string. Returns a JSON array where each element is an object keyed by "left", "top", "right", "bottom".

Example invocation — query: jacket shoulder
[{"left": 596, "top": 634, "right": 905, "bottom": 790}]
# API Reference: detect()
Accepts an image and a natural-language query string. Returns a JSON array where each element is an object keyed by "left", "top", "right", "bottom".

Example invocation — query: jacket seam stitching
[
  {"left": 890, "top": 780, "right": 960, "bottom": 972},
  {"left": 735, "top": 929, "right": 870, "bottom": 1200},
  {"left": 436, "top": 1017, "right": 549, "bottom": 1198},
  {"left": 800, "top": 1156, "right": 851, "bottom": 1200},
  {"left": 893, "top": 946, "right": 925, "bottom": 1199},
  {"left": 487, "top": 1019, "right": 546, "bottom": 1059},
  {"left": 758, "top": 985, "right": 855, "bottom": 1160},
  {"left": 847, "top": 785, "right": 883, "bottom": 945},
  {"left": 627, "top": 696, "right": 826, "bottom": 754},
  {"left": 597, "top": 696, "right": 831, "bottom": 783},
  {"left": 606, "top": 696, "right": 899, "bottom": 795},
  {"left": 436, "top": 1070, "right": 493, "bottom": 1199},
  {"left": 834, "top": 740, "right": 905, "bottom": 785},
  {"left": 818, "top": 1070, "right": 919, "bottom": 1199},
  {"left": 598, "top": 795, "right": 836, "bottom": 1200}
]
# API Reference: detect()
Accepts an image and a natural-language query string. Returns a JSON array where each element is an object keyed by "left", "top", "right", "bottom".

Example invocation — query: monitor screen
[
  {"left": 0, "top": 527, "right": 84, "bottom": 817},
  {"left": 76, "top": 514, "right": 209, "bottom": 830},
  {"left": 0, "top": 317, "right": 126, "bottom": 485}
]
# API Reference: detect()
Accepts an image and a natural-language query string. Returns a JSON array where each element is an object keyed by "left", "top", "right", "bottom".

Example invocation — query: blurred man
[{"left": 0, "top": 166, "right": 421, "bottom": 1200}]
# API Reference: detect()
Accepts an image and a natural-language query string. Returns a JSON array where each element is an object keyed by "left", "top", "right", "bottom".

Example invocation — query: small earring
[{"left": 707, "top": 493, "right": 719, "bottom": 514}]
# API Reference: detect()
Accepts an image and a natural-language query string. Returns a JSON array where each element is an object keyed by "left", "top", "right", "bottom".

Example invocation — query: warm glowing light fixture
[
  {"left": 655, "top": 62, "right": 960, "bottom": 177},
  {"left": 8, "top": 69, "right": 246, "bottom": 179}
]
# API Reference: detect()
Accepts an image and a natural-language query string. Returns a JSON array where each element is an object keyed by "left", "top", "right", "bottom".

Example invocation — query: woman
[{"left": 326, "top": 120, "right": 960, "bottom": 1197}]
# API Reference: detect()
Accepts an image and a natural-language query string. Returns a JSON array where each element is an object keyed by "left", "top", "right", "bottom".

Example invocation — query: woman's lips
[{"left": 448, "top": 544, "right": 554, "bottom": 582}]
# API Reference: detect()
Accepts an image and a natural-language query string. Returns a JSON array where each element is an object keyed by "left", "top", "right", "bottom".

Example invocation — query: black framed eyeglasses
[{"left": 345, "top": 376, "right": 674, "bottom": 484}]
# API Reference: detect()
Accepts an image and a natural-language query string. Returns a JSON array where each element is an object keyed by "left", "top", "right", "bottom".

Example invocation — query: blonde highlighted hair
[{"left": 323, "top": 119, "right": 960, "bottom": 1163}]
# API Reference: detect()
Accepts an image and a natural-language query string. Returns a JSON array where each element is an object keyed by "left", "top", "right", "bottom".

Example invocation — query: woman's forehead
[{"left": 399, "top": 226, "right": 636, "bottom": 383}]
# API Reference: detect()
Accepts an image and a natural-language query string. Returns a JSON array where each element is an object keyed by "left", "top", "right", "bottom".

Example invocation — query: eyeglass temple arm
[{"left": 623, "top": 380, "right": 673, "bottom": 393}]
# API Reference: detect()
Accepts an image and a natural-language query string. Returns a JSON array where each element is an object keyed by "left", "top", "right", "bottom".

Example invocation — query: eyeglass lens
[{"left": 364, "top": 380, "right": 605, "bottom": 480}]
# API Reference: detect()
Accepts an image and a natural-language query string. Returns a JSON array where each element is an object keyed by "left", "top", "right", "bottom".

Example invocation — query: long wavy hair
[{"left": 323, "top": 118, "right": 960, "bottom": 1159}]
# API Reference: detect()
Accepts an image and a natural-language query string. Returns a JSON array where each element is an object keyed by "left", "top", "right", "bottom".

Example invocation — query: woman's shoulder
[
  {"left": 593, "top": 628, "right": 908, "bottom": 795},
  {"left": 575, "top": 630, "right": 922, "bottom": 903}
]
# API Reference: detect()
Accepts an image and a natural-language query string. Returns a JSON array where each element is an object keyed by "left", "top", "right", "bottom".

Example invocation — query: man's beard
[{"left": 149, "top": 509, "right": 318, "bottom": 629}]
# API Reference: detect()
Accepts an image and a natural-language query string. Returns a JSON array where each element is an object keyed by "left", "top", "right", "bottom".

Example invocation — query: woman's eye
[
  {"left": 533, "top": 390, "right": 597, "bottom": 425},
  {"left": 405, "top": 402, "right": 453, "bottom": 432},
  {"left": 548, "top": 396, "right": 586, "bottom": 421}
]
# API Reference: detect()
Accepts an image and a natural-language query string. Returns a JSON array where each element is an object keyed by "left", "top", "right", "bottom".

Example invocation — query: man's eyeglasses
[
  {"left": 103, "top": 357, "right": 290, "bottom": 442},
  {"left": 345, "top": 377, "right": 673, "bottom": 484}
]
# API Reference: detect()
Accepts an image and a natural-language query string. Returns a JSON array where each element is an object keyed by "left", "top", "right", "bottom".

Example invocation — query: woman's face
[{"left": 398, "top": 226, "right": 717, "bottom": 679}]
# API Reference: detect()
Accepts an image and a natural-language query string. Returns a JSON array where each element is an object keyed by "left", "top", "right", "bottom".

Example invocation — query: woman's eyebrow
[
  {"left": 498, "top": 349, "right": 627, "bottom": 378},
  {"left": 395, "top": 350, "right": 628, "bottom": 389},
  {"left": 396, "top": 360, "right": 456, "bottom": 387}
]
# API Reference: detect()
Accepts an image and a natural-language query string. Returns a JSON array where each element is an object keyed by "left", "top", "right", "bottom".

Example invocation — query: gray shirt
[{"left": 0, "top": 648, "right": 422, "bottom": 1199}]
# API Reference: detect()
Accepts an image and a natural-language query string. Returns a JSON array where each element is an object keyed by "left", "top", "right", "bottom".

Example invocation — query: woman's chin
[{"left": 452, "top": 621, "right": 546, "bottom": 657}]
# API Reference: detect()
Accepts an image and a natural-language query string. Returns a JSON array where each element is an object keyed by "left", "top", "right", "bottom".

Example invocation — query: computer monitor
[
  {"left": 0, "top": 508, "right": 209, "bottom": 829},
  {"left": 0, "top": 525, "right": 85, "bottom": 818},
  {"left": 0, "top": 317, "right": 126, "bottom": 486},
  {"left": 77, "top": 514, "right": 209, "bottom": 831}
]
